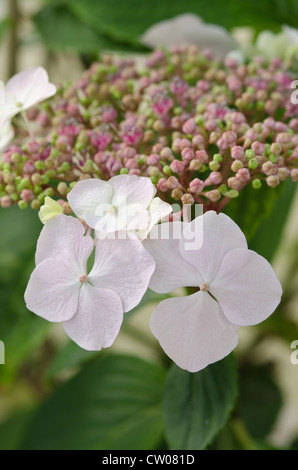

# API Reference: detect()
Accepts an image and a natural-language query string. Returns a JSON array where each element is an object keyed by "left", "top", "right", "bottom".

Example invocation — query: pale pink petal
[
  {"left": 0, "top": 104, "right": 20, "bottom": 127},
  {"left": 35, "top": 215, "right": 94, "bottom": 275},
  {"left": 88, "top": 237, "right": 155, "bottom": 312},
  {"left": 210, "top": 248, "right": 283, "bottom": 326},
  {"left": 5, "top": 67, "right": 56, "bottom": 109},
  {"left": 63, "top": 283, "right": 123, "bottom": 350},
  {"left": 180, "top": 211, "right": 247, "bottom": 283},
  {"left": 141, "top": 13, "right": 238, "bottom": 59},
  {"left": 150, "top": 291, "right": 239, "bottom": 372},
  {"left": 67, "top": 178, "right": 113, "bottom": 221},
  {"left": 0, "top": 120, "right": 14, "bottom": 150},
  {"left": 136, "top": 197, "right": 173, "bottom": 240},
  {"left": 24, "top": 258, "right": 80, "bottom": 322},
  {"left": 143, "top": 222, "right": 202, "bottom": 293},
  {"left": 109, "top": 174, "right": 156, "bottom": 208}
]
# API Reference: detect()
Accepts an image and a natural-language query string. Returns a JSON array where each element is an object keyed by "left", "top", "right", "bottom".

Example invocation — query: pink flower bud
[
  {"left": 189, "top": 159, "right": 202, "bottom": 171},
  {"left": 262, "top": 161, "right": 278, "bottom": 176},
  {"left": 182, "top": 119, "right": 196, "bottom": 134},
  {"left": 228, "top": 177, "right": 242, "bottom": 190},
  {"left": 236, "top": 168, "right": 250, "bottom": 182},
  {"left": 181, "top": 193, "right": 195, "bottom": 205},
  {"left": 167, "top": 176, "right": 179, "bottom": 189},
  {"left": 192, "top": 135, "right": 205, "bottom": 147},
  {"left": 266, "top": 175, "right": 279, "bottom": 187},
  {"left": 189, "top": 178, "right": 204, "bottom": 194},
  {"left": 179, "top": 138, "right": 192, "bottom": 150},
  {"left": 195, "top": 150, "right": 209, "bottom": 164},
  {"left": 205, "top": 190, "right": 221, "bottom": 202},
  {"left": 251, "top": 142, "right": 265, "bottom": 155},
  {"left": 157, "top": 178, "right": 169, "bottom": 192},
  {"left": 231, "top": 146, "right": 245, "bottom": 160},
  {"left": 170, "top": 160, "right": 185, "bottom": 174},
  {"left": 147, "top": 154, "right": 160, "bottom": 165},
  {"left": 21, "top": 189, "right": 34, "bottom": 202},
  {"left": 181, "top": 147, "right": 195, "bottom": 161},
  {"left": 291, "top": 169, "right": 298, "bottom": 182}
]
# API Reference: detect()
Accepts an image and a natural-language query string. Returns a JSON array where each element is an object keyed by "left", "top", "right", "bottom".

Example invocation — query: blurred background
[{"left": 0, "top": 0, "right": 298, "bottom": 450}]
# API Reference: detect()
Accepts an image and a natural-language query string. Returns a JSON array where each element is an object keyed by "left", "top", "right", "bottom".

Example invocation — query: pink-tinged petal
[
  {"left": 24, "top": 258, "right": 80, "bottom": 322},
  {"left": 67, "top": 178, "right": 113, "bottom": 221},
  {"left": 180, "top": 211, "right": 247, "bottom": 283},
  {"left": 109, "top": 174, "right": 156, "bottom": 208},
  {"left": 136, "top": 197, "right": 173, "bottom": 240},
  {"left": 143, "top": 222, "right": 202, "bottom": 293},
  {"left": 150, "top": 291, "right": 239, "bottom": 373},
  {"left": 0, "top": 120, "right": 14, "bottom": 150},
  {"left": 210, "top": 248, "right": 283, "bottom": 326},
  {"left": 5, "top": 67, "right": 56, "bottom": 109},
  {"left": 63, "top": 283, "right": 123, "bottom": 350},
  {"left": 35, "top": 215, "right": 94, "bottom": 275},
  {"left": 88, "top": 237, "right": 155, "bottom": 312},
  {"left": 119, "top": 202, "right": 150, "bottom": 231},
  {"left": 0, "top": 104, "right": 20, "bottom": 127}
]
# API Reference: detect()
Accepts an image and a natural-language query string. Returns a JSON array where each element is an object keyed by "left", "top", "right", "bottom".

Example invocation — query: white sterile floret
[
  {"left": 144, "top": 211, "right": 282, "bottom": 373},
  {"left": 25, "top": 214, "right": 155, "bottom": 350}
]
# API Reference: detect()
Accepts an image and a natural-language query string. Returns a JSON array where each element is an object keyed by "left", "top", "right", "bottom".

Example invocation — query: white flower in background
[
  {"left": 0, "top": 67, "right": 56, "bottom": 126},
  {"left": 0, "top": 120, "right": 14, "bottom": 151},
  {"left": 255, "top": 30, "right": 290, "bottom": 60},
  {"left": 141, "top": 13, "right": 238, "bottom": 59},
  {"left": 67, "top": 175, "right": 172, "bottom": 238},
  {"left": 144, "top": 211, "right": 282, "bottom": 373},
  {"left": 25, "top": 215, "right": 155, "bottom": 350},
  {"left": 38, "top": 196, "right": 63, "bottom": 224}
]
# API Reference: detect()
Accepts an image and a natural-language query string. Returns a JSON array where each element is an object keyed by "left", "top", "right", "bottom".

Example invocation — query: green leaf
[
  {"left": 21, "top": 354, "right": 166, "bottom": 450},
  {"left": 248, "top": 181, "right": 297, "bottom": 261},
  {"left": 44, "top": 339, "right": 99, "bottom": 381},
  {"left": 238, "top": 365, "right": 282, "bottom": 440},
  {"left": 163, "top": 354, "right": 238, "bottom": 450},
  {"left": 69, "top": 0, "right": 297, "bottom": 44},
  {"left": 0, "top": 409, "right": 34, "bottom": 450},
  {"left": 0, "top": 207, "right": 50, "bottom": 383},
  {"left": 223, "top": 182, "right": 287, "bottom": 242},
  {"left": 33, "top": 3, "right": 148, "bottom": 54}
]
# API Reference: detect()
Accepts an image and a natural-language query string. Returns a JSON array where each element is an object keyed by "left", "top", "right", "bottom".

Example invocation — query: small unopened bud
[
  {"left": 266, "top": 175, "right": 280, "bottom": 187},
  {"left": 181, "top": 193, "right": 195, "bottom": 205},
  {"left": 290, "top": 169, "right": 298, "bottom": 182},
  {"left": 189, "top": 178, "right": 204, "bottom": 194},
  {"left": 170, "top": 160, "right": 185, "bottom": 174},
  {"left": 205, "top": 190, "right": 221, "bottom": 202}
]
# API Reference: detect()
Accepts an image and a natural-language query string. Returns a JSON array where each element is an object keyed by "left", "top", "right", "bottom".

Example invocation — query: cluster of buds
[{"left": 0, "top": 45, "right": 297, "bottom": 212}]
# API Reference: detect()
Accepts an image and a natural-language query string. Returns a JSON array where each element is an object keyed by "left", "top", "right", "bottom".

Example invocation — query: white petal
[
  {"left": 109, "top": 174, "right": 156, "bottom": 208},
  {"left": 35, "top": 214, "right": 94, "bottom": 275},
  {"left": 24, "top": 258, "right": 80, "bottom": 322},
  {"left": 143, "top": 222, "right": 202, "bottom": 293},
  {"left": 210, "top": 248, "right": 283, "bottom": 326},
  {"left": 137, "top": 197, "right": 173, "bottom": 240},
  {"left": 141, "top": 13, "right": 238, "bottom": 59},
  {"left": 67, "top": 178, "right": 113, "bottom": 221},
  {"left": 0, "top": 120, "right": 14, "bottom": 151},
  {"left": 0, "top": 104, "right": 20, "bottom": 127},
  {"left": 63, "top": 283, "right": 123, "bottom": 351},
  {"left": 180, "top": 211, "right": 247, "bottom": 283},
  {"left": 5, "top": 67, "right": 56, "bottom": 110},
  {"left": 88, "top": 236, "right": 155, "bottom": 312},
  {"left": 150, "top": 291, "right": 239, "bottom": 373}
]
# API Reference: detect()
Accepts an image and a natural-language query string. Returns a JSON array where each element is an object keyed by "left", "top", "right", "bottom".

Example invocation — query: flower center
[
  {"left": 199, "top": 282, "right": 210, "bottom": 292},
  {"left": 79, "top": 273, "right": 88, "bottom": 283}
]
